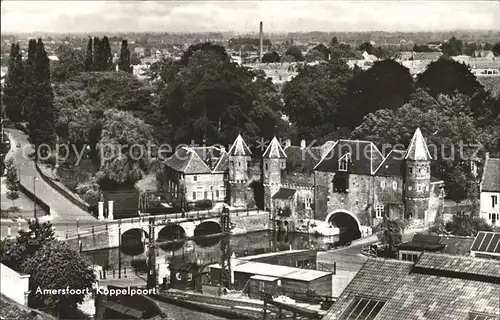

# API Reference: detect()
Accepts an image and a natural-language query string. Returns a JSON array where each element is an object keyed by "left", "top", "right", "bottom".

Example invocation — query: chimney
[
  {"left": 285, "top": 139, "right": 291, "bottom": 148},
  {"left": 220, "top": 145, "right": 226, "bottom": 153},
  {"left": 300, "top": 139, "right": 306, "bottom": 149},
  {"left": 259, "top": 21, "right": 264, "bottom": 63},
  {"left": 485, "top": 152, "right": 490, "bottom": 160}
]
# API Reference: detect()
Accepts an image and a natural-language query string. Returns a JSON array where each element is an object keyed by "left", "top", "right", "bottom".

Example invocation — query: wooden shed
[{"left": 248, "top": 275, "right": 280, "bottom": 299}]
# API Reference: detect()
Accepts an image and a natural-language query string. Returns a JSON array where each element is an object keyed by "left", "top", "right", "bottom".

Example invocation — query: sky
[{"left": 1, "top": 1, "right": 500, "bottom": 34}]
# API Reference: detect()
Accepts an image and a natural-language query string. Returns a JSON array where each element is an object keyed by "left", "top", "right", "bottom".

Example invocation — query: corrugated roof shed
[
  {"left": 210, "top": 259, "right": 331, "bottom": 282},
  {"left": 323, "top": 255, "right": 500, "bottom": 320}
]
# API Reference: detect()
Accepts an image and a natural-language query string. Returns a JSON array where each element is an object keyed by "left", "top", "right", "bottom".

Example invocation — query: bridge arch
[
  {"left": 157, "top": 224, "right": 187, "bottom": 252},
  {"left": 325, "top": 210, "right": 361, "bottom": 243},
  {"left": 121, "top": 228, "right": 149, "bottom": 256},
  {"left": 193, "top": 221, "right": 222, "bottom": 238}
]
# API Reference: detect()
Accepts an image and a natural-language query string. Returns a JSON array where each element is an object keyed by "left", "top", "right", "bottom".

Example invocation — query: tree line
[{"left": 3, "top": 38, "right": 56, "bottom": 158}]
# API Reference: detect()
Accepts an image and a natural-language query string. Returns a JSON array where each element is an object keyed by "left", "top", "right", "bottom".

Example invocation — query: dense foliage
[{"left": 0, "top": 220, "right": 95, "bottom": 315}]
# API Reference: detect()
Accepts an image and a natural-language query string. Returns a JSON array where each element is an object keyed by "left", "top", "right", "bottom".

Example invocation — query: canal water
[
  {"left": 84, "top": 231, "right": 336, "bottom": 319},
  {"left": 84, "top": 231, "right": 336, "bottom": 272}
]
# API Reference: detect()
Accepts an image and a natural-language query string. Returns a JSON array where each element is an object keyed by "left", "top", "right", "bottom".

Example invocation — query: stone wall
[{"left": 0, "top": 263, "right": 29, "bottom": 306}]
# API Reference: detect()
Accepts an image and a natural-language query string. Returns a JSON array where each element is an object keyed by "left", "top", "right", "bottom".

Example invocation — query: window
[
  {"left": 341, "top": 296, "right": 386, "bottom": 320},
  {"left": 216, "top": 190, "right": 220, "bottom": 199},
  {"left": 492, "top": 195, "right": 498, "bottom": 208},
  {"left": 238, "top": 162, "right": 241, "bottom": 167},
  {"left": 259, "top": 281, "right": 265, "bottom": 291},
  {"left": 193, "top": 175, "right": 197, "bottom": 182},
  {"left": 409, "top": 168, "right": 413, "bottom": 174},
  {"left": 265, "top": 163, "right": 269, "bottom": 171},
  {"left": 392, "top": 181, "right": 397, "bottom": 190},
  {"left": 192, "top": 192, "right": 196, "bottom": 200},
  {"left": 196, "top": 187, "right": 203, "bottom": 200},
  {"left": 380, "top": 181, "right": 385, "bottom": 189},
  {"left": 375, "top": 204, "right": 384, "bottom": 218},
  {"left": 338, "top": 153, "right": 350, "bottom": 172},
  {"left": 220, "top": 186, "right": 226, "bottom": 198},
  {"left": 417, "top": 185, "right": 422, "bottom": 192},
  {"left": 408, "top": 186, "right": 413, "bottom": 191},
  {"left": 490, "top": 213, "right": 498, "bottom": 224},
  {"left": 333, "top": 173, "right": 349, "bottom": 193}
]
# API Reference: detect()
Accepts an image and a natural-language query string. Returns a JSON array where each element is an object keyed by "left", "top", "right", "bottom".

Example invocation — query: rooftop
[
  {"left": 398, "top": 233, "right": 473, "bottom": 255},
  {"left": 405, "top": 127, "right": 432, "bottom": 161},
  {"left": 272, "top": 188, "right": 297, "bottom": 200},
  {"left": 0, "top": 294, "right": 56, "bottom": 320},
  {"left": 210, "top": 259, "right": 331, "bottom": 282},
  {"left": 481, "top": 157, "right": 500, "bottom": 192},
  {"left": 323, "top": 254, "right": 500, "bottom": 320},
  {"left": 471, "top": 231, "right": 500, "bottom": 255},
  {"left": 263, "top": 137, "right": 287, "bottom": 159}
]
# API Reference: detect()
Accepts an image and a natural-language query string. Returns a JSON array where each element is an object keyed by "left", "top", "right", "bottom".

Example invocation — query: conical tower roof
[
  {"left": 405, "top": 128, "right": 432, "bottom": 161},
  {"left": 228, "top": 134, "right": 252, "bottom": 156},
  {"left": 263, "top": 136, "right": 287, "bottom": 159}
]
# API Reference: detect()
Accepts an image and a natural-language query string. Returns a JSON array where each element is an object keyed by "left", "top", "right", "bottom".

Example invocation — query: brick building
[{"left": 158, "top": 128, "right": 444, "bottom": 234}]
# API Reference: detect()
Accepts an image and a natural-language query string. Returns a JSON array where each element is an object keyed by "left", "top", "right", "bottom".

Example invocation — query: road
[{"left": 1, "top": 129, "right": 96, "bottom": 239}]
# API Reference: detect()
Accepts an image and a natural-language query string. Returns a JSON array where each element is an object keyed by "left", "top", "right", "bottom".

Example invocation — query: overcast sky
[{"left": 1, "top": 1, "right": 499, "bottom": 34}]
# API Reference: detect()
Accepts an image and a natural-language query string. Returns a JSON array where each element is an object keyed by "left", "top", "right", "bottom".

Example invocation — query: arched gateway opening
[{"left": 325, "top": 210, "right": 361, "bottom": 244}]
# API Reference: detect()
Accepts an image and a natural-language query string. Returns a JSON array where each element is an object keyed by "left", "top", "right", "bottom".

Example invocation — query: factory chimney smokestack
[{"left": 259, "top": 21, "right": 263, "bottom": 63}]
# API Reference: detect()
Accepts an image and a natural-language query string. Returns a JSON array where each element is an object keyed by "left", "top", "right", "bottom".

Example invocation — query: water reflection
[{"left": 87, "top": 231, "right": 336, "bottom": 270}]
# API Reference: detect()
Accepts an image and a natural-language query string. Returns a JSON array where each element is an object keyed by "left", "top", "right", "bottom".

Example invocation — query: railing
[{"left": 63, "top": 207, "right": 266, "bottom": 240}]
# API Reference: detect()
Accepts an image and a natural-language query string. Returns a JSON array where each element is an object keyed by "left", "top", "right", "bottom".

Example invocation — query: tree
[
  {"left": 52, "top": 44, "right": 85, "bottom": 82},
  {"left": 374, "top": 218, "right": 407, "bottom": 257},
  {"left": 312, "top": 44, "right": 330, "bottom": 59},
  {"left": 445, "top": 211, "right": 492, "bottom": 236},
  {"left": 0, "top": 219, "right": 55, "bottom": 271},
  {"left": 75, "top": 176, "right": 101, "bottom": 207},
  {"left": 27, "top": 39, "right": 56, "bottom": 158},
  {"left": 305, "top": 50, "right": 327, "bottom": 62},
  {"left": 493, "top": 41, "right": 500, "bottom": 57},
  {"left": 84, "top": 37, "right": 93, "bottom": 71},
  {"left": 284, "top": 46, "right": 304, "bottom": 62},
  {"left": 358, "top": 42, "right": 374, "bottom": 54},
  {"left": 22, "top": 241, "right": 96, "bottom": 316},
  {"left": 130, "top": 52, "right": 141, "bottom": 65},
  {"left": 282, "top": 58, "right": 352, "bottom": 141},
  {"left": 4, "top": 157, "right": 19, "bottom": 207},
  {"left": 413, "top": 44, "right": 434, "bottom": 52},
  {"left": 101, "top": 36, "right": 113, "bottom": 71},
  {"left": 343, "top": 59, "right": 415, "bottom": 128},
  {"left": 180, "top": 42, "right": 229, "bottom": 66},
  {"left": 93, "top": 37, "right": 101, "bottom": 71},
  {"left": 329, "top": 36, "right": 339, "bottom": 47},
  {"left": 2, "top": 43, "right": 25, "bottom": 122},
  {"left": 159, "top": 48, "right": 287, "bottom": 147},
  {"left": 350, "top": 92, "right": 483, "bottom": 202},
  {"left": 441, "top": 37, "right": 463, "bottom": 57},
  {"left": 261, "top": 51, "right": 280, "bottom": 63},
  {"left": 118, "top": 39, "right": 132, "bottom": 73},
  {"left": 417, "top": 57, "right": 483, "bottom": 98},
  {"left": 96, "top": 109, "right": 155, "bottom": 186}
]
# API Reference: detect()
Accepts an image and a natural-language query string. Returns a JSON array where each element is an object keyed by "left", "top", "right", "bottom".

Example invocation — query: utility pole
[
  {"left": 218, "top": 206, "right": 232, "bottom": 295},
  {"left": 118, "top": 221, "right": 122, "bottom": 279},
  {"left": 147, "top": 217, "right": 157, "bottom": 289}
]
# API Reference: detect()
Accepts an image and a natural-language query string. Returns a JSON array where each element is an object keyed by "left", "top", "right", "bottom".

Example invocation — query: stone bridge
[{"left": 65, "top": 209, "right": 267, "bottom": 250}]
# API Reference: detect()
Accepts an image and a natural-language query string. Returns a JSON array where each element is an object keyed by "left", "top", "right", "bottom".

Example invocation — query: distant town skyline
[{"left": 1, "top": 1, "right": 500, "bottom": 34}]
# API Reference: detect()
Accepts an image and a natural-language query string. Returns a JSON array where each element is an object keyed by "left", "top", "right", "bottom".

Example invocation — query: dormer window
[{"left": 338, "top": 153, "right": 350, "bottom": 172}]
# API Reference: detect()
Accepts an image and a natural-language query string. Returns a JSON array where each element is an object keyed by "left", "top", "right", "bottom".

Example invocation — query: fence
[
  {"left": 64, "top": 207, "right": 267, "bottom": 240},
  {"left": 17, "top": 181, "right": 51, "bottom": 215},
  {"left": 34, "top": 161, "right": 91, "bottom": 212}
]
